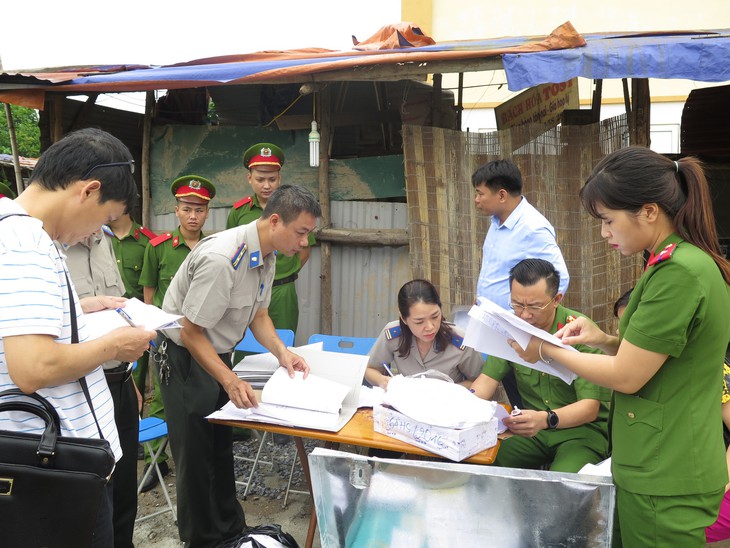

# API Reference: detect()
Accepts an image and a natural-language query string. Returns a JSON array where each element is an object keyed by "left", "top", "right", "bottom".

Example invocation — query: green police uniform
[
  {"left": 104, "top": 221, "right": 156, "bottom": 300},
  {"left": 0, "top": 181, "right": 17, "bottom": 199},
  {"left": 612, "top": 234, "right": 730, "bottom": 547},
  {"left": 483, "top": 305, "right": 610, "bottom": 473},
  {"left": 158, "top": 220, "right": 276, "bottom": 547},
  {"left": 139, "top": 227, "right": 199, "bottom": 308},
  {"left": 226, "top": 193, "right": 315, "bottom": 333}
]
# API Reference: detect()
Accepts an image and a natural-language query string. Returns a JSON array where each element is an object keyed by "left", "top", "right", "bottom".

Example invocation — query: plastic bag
[{"left": 217, "top": 524, "right": 299, "bottom": 548}]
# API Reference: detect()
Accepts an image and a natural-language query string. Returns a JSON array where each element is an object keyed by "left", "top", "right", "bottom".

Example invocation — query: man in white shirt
[
  {"left": 473, "top": 158, "right": 569, "bottom": 408},
  {"left": 0, "top": 128, "right": 155, "bottom": 546}
]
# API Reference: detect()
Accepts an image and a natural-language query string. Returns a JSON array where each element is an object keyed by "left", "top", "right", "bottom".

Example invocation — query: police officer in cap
[
  {"left": 138, "top": 174, "right": 215, "bottom": 491},
  {"left": 227, "top": 144, "right": 315, "bottom": 334}
]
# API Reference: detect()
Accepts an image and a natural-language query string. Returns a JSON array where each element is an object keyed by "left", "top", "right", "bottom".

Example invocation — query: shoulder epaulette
[
  {"left": 646, "top": 243, "right": 677, "bottom": 268},
  {"left": 450, "top": 334, "right": 466, "bottom": 350},
  {"left": 231, "top": 243, "right": 248, "bottom": 270},
  {"left": 139, "top": 226, "right": 157, "bottom": 240},
  {"left": 233, "top": 196, "right": 253, "bottom": 210},
  {"left": 385, "top": 325, "right": 402, "bottom": 340},
  {"left": 150, "top": 233, "right": 172, "bottom": 247},
  {"left": 101, "top": 224, "right": 114, "bottom": 237}
]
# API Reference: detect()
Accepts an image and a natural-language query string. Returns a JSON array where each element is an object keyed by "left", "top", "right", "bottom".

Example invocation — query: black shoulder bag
[{"left": 0, "top": 212, "right": 116, "bottom": 547}]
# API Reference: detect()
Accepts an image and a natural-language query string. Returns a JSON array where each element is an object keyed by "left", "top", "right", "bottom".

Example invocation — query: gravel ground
[{"left": 133, "top": 432, "right": 326, "bottom": 547}]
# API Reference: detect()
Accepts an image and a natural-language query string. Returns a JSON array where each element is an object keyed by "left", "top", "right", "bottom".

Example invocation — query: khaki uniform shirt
[
  {"left": 368, "top": 320, "right": 484, "bottom": 383},
  {"left": 64, "top": 233, "right": 125, "bottom": 370},
  {"left": 162, "top": 221, "right": 276, "bottom": 354}
]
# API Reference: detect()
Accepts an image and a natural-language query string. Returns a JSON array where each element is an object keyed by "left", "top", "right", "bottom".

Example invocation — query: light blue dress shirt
[{"left": 476, "top": 196, "right": 569, "bottom": 310}]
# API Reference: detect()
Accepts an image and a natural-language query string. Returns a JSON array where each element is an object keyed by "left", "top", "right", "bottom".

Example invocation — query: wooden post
[
  {"left": 431, "top": 73, "right": 442, "bottom": 127},
  {"left": 318, "top": 86, "right": 333, "bottom": 334},
  {"left": 51, "top": 95, "right": 63, "bottom": 143},
  {"left": 142, "top": 91, "right": 155, "bottom": 228},
  {"left": 3, "top": 103, "right": 24, "bottom": 191},
  {"left": 631, "top": 78, "right": 651, "bottom": 147}
]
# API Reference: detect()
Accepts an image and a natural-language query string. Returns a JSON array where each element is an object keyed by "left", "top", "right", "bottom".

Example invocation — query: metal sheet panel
[{"left": 309, "top": 447, "right": 614, "bottom": 547}]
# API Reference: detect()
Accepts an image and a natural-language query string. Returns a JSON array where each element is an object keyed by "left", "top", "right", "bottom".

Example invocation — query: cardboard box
[{"left": 373, "top": 404, "right": 498, "bottom": 462}]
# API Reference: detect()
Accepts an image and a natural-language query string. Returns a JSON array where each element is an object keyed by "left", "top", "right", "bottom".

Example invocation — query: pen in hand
[
  {"left": 116, "top": 308, "right": 157, "bottom": 349},
  {"left": 382, "top": 362, "right": 394, "bottom": 377}
]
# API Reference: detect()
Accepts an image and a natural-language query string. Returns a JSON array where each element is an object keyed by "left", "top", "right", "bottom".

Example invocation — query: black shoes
[{"left": 139, "top": 460, "right": 170, "bottom": 493}]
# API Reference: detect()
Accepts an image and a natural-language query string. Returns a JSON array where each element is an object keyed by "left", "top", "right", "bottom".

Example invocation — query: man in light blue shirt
[{"left": 472, "top": 159, "right": 569, "bottom": 407}]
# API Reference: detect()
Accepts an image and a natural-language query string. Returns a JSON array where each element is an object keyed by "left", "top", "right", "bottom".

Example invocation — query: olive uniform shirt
[
  {"left": 105, "top": 222, "right": 156, "bottom": 300},
  {"left": 368, "top": 320, "right": 484, "bottom": 383},
  {"left": 139, "top": 227, "right": 200, "bottom": 308},
  {"left": 615, "top": 234, "right": 730, "bottom": 496},
  {"left": 162, "top": 220, "right": 276, "bottom": 354}
]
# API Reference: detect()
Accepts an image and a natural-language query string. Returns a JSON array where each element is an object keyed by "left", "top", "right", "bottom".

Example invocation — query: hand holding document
[
  {"left": 82, "top": 297, "right": 183, "bottom": 341},
  {"left": 463, "top": 298, "right": 578, "bottom": 384}
]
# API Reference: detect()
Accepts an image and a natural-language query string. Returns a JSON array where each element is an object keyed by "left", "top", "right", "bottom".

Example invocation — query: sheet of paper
[
  {"left": 464, "top": 299, "right": 578, "bottom": 384},
  {"left": 357, "top": 385, "right": 385, "bottom": 408},
  {"left": 232, "top": 341, "right": 324, "bottom": 373},
  {"left": 262, "top": 368, "right": 350, "bottom": 415},
  {"left": 82, "top": 298, "right": 182, "bottom": 340},
  {"left": 383, "top": 376, "right": 498, "bottom": 429}
]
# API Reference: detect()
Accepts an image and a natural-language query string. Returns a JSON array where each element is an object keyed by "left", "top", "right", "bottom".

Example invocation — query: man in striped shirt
[{"left": 0, "top": 128, "right": 155, "bottom": 547}]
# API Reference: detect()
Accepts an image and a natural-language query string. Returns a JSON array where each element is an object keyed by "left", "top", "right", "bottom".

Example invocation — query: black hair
[
  {"left": 471, "top": 159, "right": 523, "bottom": 196},
  {"left": 395, "top": 279, "right": 453, "bottom": 358},
  {"left": 509, "top": 258, "right": 560, "bottom": 296},
  {"left": 613, "top": 288, "right": 634, "bottom": 318},
  {"left": 581, "top": 146, "right": 730, "bottom": 284},
  {"left": 28, "top": 128, "right": 137, "bottom": 213},
  {"left": 261, "top": 184, "right": 321, "bottom": 223}
]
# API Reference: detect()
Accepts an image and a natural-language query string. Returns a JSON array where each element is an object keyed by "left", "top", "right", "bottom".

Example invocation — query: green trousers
[{"left": 268, "top": 281, "right": 298, "bottom": 332}]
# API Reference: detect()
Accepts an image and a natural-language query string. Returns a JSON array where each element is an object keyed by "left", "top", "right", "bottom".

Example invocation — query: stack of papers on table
[
  {"left": 232, "top": 342, "right": 323, "bottom": 389},
  {"left": 82, "top": 298, "right": 182, "bottom": 340},
  {"left": 208, "top": 346, "right": 368, "bottom": 432},
  {"left": 463, "top": 298, "right": 578, "bottom": 384}
]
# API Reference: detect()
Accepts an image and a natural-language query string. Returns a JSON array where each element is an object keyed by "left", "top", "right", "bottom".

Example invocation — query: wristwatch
[{"left": 546, "top": 409, "right": 559, "bottom": 430}]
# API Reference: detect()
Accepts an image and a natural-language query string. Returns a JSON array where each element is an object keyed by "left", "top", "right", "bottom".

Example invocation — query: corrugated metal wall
[{"left": 148, "top": 201, "right": 410, "bottom": 346}]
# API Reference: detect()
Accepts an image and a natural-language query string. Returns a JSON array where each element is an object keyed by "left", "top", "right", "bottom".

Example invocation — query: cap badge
[
  {"left": 261, "top": 147, "right": 272, "bottom": 157},
  {"left": 189, "top": 179, "right": 202, "bottom": 189}
]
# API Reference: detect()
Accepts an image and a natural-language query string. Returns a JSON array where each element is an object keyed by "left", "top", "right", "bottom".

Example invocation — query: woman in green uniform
[{"left": 511, "top": 146, "right": 730, "bottom": 546}]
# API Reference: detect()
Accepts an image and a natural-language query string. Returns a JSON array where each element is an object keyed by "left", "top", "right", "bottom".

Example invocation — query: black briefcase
[{"left": 0, "top": 389, "right": 116, "bottom": 548}]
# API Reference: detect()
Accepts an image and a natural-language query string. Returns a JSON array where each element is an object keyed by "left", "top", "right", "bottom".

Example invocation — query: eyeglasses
[
  {"left": 81, "top": 160, "right": 135, "bottom": 180},
  {"left": 509, "top": 298, "right": 554, "bottom": 313}
]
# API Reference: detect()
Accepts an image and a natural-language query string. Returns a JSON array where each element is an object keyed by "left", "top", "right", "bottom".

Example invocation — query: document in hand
[
  {"left": 463, "top": 298, "right": 578, "bottom": 384},
  {"left": 208, "top": 347, "right": 368, "bottom": 432},
  {"left": 81, "top": 298, "right": 183, "bottom": 340}
]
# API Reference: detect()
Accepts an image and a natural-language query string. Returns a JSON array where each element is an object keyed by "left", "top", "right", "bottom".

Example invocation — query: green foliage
[{"left": 0, "top": 105, "right": 40, "bottom": 157}]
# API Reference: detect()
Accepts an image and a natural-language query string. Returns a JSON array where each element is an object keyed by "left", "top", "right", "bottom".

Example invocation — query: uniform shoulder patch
[
  {"left": 150, "top": 233, "right": 172, "bottom": 247},
  {"left": 139, "top": 226, "right": 157, "bottom": 240},
  {"left": 385, "top": 325, "right": 402, "bottom": 340},
  {"left": 231, "top": 243, "right": 248, "bottom": 270},
  {"left": 450, "top": 334, "right": 466, "bottom": 350},
  {"left": 233, "top": 196, "right": 253, "bottom": 209}
]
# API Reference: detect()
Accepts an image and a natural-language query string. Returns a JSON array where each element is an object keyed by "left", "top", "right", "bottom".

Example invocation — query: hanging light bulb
[{"left": 309, "top": 120, "right": 320, "bottom": 168}]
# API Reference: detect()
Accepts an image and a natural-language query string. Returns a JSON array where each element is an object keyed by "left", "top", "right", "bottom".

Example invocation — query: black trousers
[
  {"left": 157, "top": 337, "right": 245, "bottom": 548},
  {"left": 106, "top": 371, "right": 139, "bottom": 548}
]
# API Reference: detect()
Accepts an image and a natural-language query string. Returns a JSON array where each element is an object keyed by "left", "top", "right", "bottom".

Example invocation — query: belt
[
  {"left": 272, "top": 273, "right": 298, "bottom": 287},
  {"left": 104, "top": 363, "right": 133, "bottom": 383}
]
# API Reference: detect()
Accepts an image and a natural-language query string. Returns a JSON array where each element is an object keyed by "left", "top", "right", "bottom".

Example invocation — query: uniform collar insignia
[
  {"left": 173, "top": 235, "right": 180, "bottom": 247},
  {"left": 249, "top": 250, "right": 261, "bottom": 268},
  {"left": 647, "top": 243, "right": 677, "bottom": 268},
  {"left": 101, "top": 224, "right": 114, "bottom": 238}
]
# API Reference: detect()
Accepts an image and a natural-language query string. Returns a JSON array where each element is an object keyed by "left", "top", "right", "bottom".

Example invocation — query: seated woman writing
[{"left": 364, "top": 279, "right": 484, "bottom": 390}]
